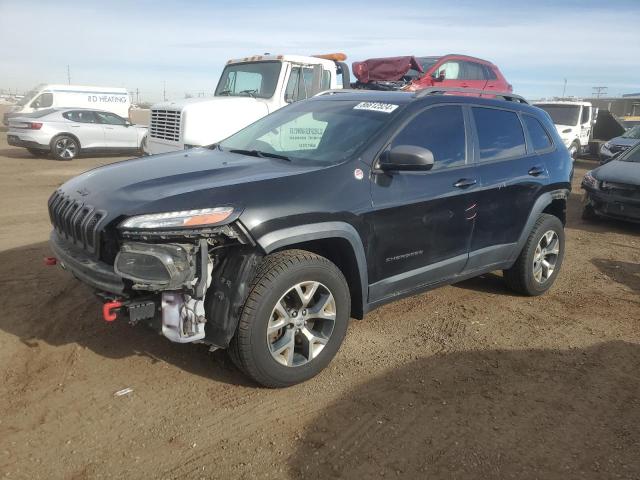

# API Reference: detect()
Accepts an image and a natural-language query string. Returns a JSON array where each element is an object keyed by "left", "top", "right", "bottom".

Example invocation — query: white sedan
[{"left": 6, "top": 108, "right": 147, "bottom": 160}]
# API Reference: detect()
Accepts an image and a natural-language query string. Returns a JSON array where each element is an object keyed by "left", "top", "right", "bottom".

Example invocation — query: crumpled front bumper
[{"left": 49, "top": 231, "right": 125, "bottom": 294}]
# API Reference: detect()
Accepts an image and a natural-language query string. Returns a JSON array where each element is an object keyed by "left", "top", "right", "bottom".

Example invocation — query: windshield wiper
[
  {"left": 239, "top": 89, "right": 257, "bottom": 98},
  {"left": 217, "top": 89, "right": 231, "bottom": 96},
  {"left": 228, "top": 149, "right": 291, "bottom": 162}
]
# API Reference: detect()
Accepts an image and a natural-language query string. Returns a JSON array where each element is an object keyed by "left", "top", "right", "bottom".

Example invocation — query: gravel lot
[{"left": 0, "top": 104, "right": 639, "bottom": 479}]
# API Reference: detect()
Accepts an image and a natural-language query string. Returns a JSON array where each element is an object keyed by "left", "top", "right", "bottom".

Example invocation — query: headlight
[
  {"left": 120, "top": 207, "right": 234, "bottom": 230},
  {"left": 602, "top": 142, "right": 611, "bottom": 150},
  {"left": 582, "top": 171, "right": 598, "bottom": 189}
]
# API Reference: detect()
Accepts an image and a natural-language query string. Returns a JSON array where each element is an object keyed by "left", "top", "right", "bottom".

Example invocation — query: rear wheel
[
  {"left": 51, "top": 135, "right": 79, "bottom": 161},
  {"left": 230, "top": 250, "right": 350, "bottom": 388},
  {"left": 503, "top": 214, "right": 565, "bottom": 296}
]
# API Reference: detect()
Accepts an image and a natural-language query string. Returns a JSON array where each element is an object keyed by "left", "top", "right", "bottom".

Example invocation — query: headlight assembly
[
  {"left": 120, "top": 207, "right": 234, "bottom": 230},
  {"left": 582, "top": 171, "right": 598, "bottom": 190}
]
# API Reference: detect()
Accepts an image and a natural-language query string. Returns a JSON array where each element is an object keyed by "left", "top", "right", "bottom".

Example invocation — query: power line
[{"left": 592, "top": 86, "right": 607, "bottom": 99}]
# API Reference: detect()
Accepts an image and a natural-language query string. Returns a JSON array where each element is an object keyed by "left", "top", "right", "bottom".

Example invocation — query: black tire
[
  {"left": 26, "top": 148, "right": 48, "bottom": 157},
  {"left": 503, "top": 214, "right": 565, "bottom": 296},
  {"left": 50, "top": 135, "right": 79, "bottom": 161},
  {"left": 569, "top": 141, "right": 580, "bottom": 159},
  {"left": 229, "top": 250, "right": 350, "bottom": 388},
  {"left": 582, "top": 203, "right": 598, "bottom": 221}
]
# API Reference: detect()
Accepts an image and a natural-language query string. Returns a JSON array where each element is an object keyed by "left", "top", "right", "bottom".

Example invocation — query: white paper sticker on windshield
[{"left": 353, "top": 102, "right": 399, "bottom": 114}]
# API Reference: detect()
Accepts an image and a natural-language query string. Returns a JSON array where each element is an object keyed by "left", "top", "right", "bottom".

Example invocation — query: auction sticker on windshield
[{"left": 353, "top": 102, "right": 399, "bottom": 114}]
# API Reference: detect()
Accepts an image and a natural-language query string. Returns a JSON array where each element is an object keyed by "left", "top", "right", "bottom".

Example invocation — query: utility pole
[
  {"left": 592, "top": 86, "right": 607, "bottom": 99},
  {"left": 135, "top": 88, "right": 140, "bottom": 104},
  {"left": 67, "top": 65, "right": 71, "bottom": 85},
  {"left": 562, "top": 78, "right": 567, "bottom": 98},
  {"left": 163, "top": 81, "right": 166, "bottom": 102}
]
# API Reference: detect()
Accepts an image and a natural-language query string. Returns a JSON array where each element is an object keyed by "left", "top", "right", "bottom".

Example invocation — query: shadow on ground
[
  {"left": 289, "top": 341, "right": 640, "bottom": 479},
  {"left": 592, "top": 258, "right": 640, "bottom": 291},
  {"left": 0, "top": 242, "right": 250, "bottom": 386}
]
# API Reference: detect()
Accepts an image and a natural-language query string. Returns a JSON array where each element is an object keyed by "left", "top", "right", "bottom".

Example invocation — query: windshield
[
  {"left": 405, "top": 56, "right": 441, "bottom": 79},
  {"left": 215, "top": 61, "right": 281, "bottom": 99},
  {"left": 219, "top": 99, "right": 403, "bottom": 165},
  {"left": 622, "top": 125, "right": 640, "bottom": 139},
  {"left": 619, "top": 143, "right": 640, "bottom": 163},
  {"left": 16, "top": 88, "right": 41, "bottom": 107},
  {"left": 536, "top": 104, "right": 581, "bottom": 126}
]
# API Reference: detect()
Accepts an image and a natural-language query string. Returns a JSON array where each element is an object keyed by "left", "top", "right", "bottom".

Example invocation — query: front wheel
[
  {"left": 503, "top": 214, "right": 565, "bottom": 296},
  {"left": 229, "top": 250, "right": 350, "bottom": 388},
  {"left": 569, "top": 141, "right": 580, "bottom": 159},
  {"left": 51, "top": 135, "right": 79, "bottom": 161}
]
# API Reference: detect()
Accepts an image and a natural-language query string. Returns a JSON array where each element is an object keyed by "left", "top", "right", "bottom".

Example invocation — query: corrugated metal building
[{"left": 587, "top": 94, "right": 640, "bottom": 117}]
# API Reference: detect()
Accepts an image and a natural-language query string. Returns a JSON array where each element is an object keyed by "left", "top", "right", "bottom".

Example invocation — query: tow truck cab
[{"left": 145, "top": 53, "right": 351, "bottom": 155}]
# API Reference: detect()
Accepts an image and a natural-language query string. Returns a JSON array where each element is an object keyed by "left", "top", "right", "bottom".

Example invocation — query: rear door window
[
  {"left": 462, "top": 62, "right": 486, "bottom": 80},
  {"left": 390, "top": 105, "right": 466, "bottom": 170},
  {"left": 63, "top": 111, "right": 98, "bottom": 123},
  {"left": 472, "top": 107, "right": 526, "bottom": 161},
  {"left": 523, "top": 115, "right": 553, "bottom": 151}
]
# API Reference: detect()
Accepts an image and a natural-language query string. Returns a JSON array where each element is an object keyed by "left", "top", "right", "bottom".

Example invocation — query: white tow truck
[
  {"left": 145, "top": 53, "right": 350, "bottom": 155},
  {"left": 533, "top": 100, "right": 596, "bottom": 158}
]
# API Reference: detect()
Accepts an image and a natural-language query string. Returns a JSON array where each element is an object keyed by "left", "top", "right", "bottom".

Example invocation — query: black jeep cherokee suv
[{"left": 48, "top": 89, "right": 572, "bottom": 387}]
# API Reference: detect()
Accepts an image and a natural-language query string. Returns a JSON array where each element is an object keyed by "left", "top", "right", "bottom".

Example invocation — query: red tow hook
[
  {"left": 44, "top": 256, "right": 58, "bottom": 266},
  {"left": 102, "top": 300, "right": 123, "bottom": 322}
]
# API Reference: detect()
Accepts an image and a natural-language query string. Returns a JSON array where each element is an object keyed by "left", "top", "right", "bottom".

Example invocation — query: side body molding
[{"left": 256, "top": 221, "right": 369, "bottom": 314}]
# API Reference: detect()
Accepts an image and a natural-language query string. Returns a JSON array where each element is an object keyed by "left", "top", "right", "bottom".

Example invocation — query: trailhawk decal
[{"left": 354, "top": 102, "right": 399, "bottom": 114}]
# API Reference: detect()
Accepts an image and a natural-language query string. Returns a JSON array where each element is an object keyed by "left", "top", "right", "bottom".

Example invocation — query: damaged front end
[{"left": 49, "top": 200, "right": 262, "bottom": 348}]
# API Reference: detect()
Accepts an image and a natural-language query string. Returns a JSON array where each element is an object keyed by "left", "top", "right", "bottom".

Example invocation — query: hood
[
  {"left": 594, "top": 160, "right": 640, "bottom": 184},
  {"left": 58, "top": 147, "right": 327, "bottom": 222},
  {"left": 153, "top": 96, "right": 270, "bottom": 145},
  {"left": 352, "top": 56, "right": 423, "bottom": 83},
  {"left": 607, "top": 136, "right": 640, "bottom": 147}
]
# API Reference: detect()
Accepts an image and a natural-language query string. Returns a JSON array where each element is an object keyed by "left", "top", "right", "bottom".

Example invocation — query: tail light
[{"left": 29, "top": 122, "right": 43, "bottom": 130}]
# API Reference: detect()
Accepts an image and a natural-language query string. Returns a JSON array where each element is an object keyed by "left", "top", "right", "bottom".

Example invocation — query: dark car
[
  {"left": 599, "top": 125, "right": 640, "bottom": 164},
  {"left": 47, "top": 88, "right": 572, "bottom": 387},
  {"left": 582, "top": 142, "right": 640, "bottom": 223}
]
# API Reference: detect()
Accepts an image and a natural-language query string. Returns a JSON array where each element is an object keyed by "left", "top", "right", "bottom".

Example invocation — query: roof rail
[
  {"left": 314, "top": 89, "right": 374, "bottom": 97},
  {"left": 414, "top": 87, "right": 528, "bottom": 104}
]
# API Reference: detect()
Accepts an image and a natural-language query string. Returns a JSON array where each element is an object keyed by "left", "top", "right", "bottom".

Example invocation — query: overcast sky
[{"left": 0, "top": 0, "right": 638, "bottom": 102}]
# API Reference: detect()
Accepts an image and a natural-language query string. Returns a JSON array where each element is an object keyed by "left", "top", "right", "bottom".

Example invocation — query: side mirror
[
  {"left": 379, "top": 145, "right": 435, "bottom": 172},
  {"left": 124, "top": 120, "right": 132, "bottom": 127}
]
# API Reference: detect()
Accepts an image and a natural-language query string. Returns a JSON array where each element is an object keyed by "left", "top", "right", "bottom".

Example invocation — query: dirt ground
[{"left": 0, "top": 105, "right": 639, "bottom": 479}]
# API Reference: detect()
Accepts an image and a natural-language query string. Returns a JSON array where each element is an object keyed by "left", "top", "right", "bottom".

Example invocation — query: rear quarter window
[
  {"left": 523, "top": 115, "right": 553, "bottom": 152},
  {"left": 472, "top": 107, "right": 526, "bottom": 161}
]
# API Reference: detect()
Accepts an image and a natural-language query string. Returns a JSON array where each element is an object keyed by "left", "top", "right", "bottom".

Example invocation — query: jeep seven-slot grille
[
  {"left": 48, "top": 191, "right": 105, "bottom": 255},
  {"left": 150, "top": 109, "right": 182, "bottom": 142}
]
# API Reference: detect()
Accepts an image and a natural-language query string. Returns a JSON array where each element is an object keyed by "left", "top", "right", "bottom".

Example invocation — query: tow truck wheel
[
  {"left": 569, "top": 141, "right": 580, "bottom": 159},
  {"left": 230, "top": 250, "right": 350, "bottom": 388}
]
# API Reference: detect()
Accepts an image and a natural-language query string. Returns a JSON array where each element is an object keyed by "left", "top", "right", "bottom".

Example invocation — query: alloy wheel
[
  {"left": 533, "top": 230, "right": 560, "bottom": 283},
  {"left": 267, "top": 281, "right": 336, "bottom": 367},
  {"left": 54, "top": 137, "right": 77, "bottom": 159}
]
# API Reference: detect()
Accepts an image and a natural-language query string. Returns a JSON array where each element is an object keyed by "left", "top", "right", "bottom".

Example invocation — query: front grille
[
  {"left": 600, "top": 181, "right": 640, "bottom": 200},
  {"left": 150, "top": 109, "right": 182, "bottom": 142},
  {"left": 48, "top": 191, "right": 106, "bottom": 255}
]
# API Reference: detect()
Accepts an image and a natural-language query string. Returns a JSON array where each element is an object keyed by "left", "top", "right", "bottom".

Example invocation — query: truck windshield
[
  {"left": 536, "top": 104, "right": 581, "bottom": 126},
  {"left": 215, "top": 61, "right": 281, "bottom": 99},
  {"left": 219, "top": 99, "right": 403, "bottom": 165}
]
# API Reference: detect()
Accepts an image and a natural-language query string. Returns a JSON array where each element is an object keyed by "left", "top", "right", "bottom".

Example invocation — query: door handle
[
  {"left": 528, "top": 166, "right": 544, "bottom": 177},
  {"left": 453, "top": 178, "right": 477, "bottom": 188}
]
